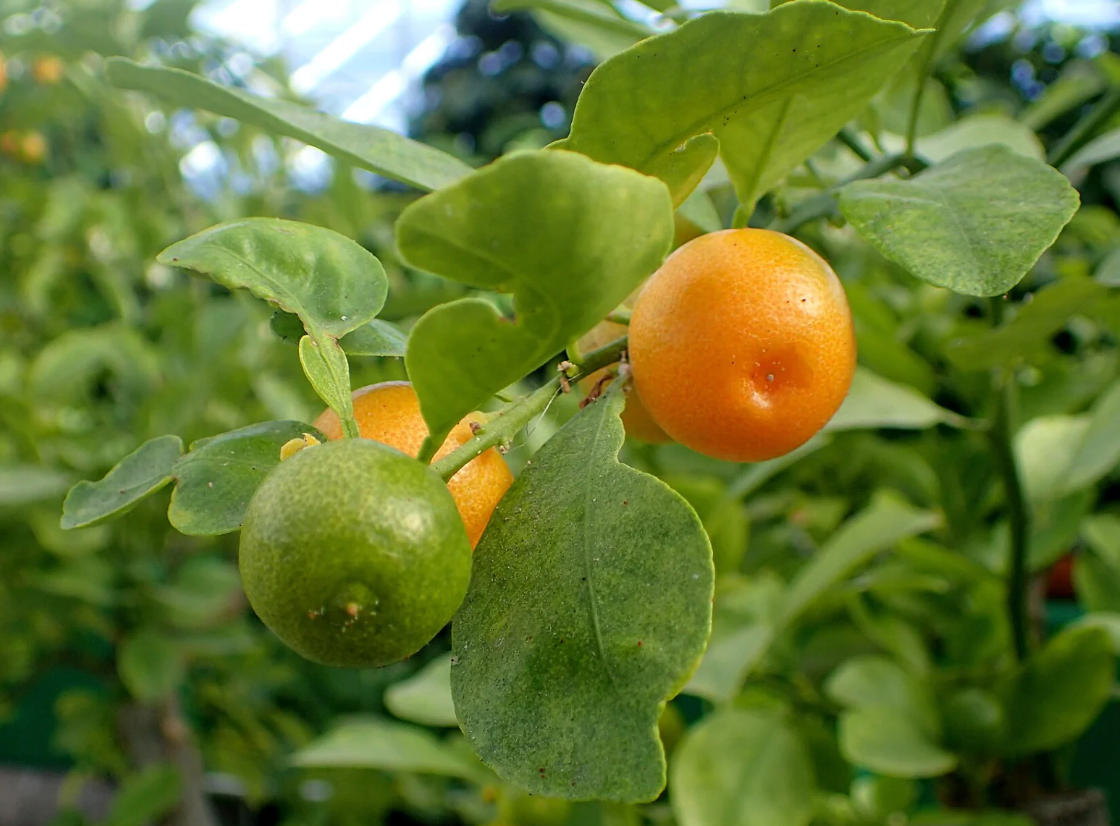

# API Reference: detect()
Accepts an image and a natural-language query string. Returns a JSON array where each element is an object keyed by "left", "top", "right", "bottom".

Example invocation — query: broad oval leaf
[
  {"left": 384, "top": 654, "right": 458, "bottom": 728},
  {"left": 106, "top": 58, "right": 470, "bottom": 192},
  {"left": 839, "top": 706, "right": 957, "bottom": 778},
  {"left": 118, "top": 628, "right": 184, "bottom": 702},
  {"left": 61, "top": 436, "right": 183, "bottom": 529},
  {"left": 168, "top": 421, "right": 321, "bottom": 535},
  {"left": 158, "top": 218, "right": 386, "bottom": 341},
  {"left": 1001, "top": 625, "right": 1115, "bottom": 756},
  {"left": 825, "top": 655, "right": 939, "bottom": 736},
  {"left": 564, "top": 4, "right": 927, "bottom": 210},
  {"left": 670, "top": 708, "right": 816, "bottom": 826},
  {"left": 290, "top": 716, "right": 479, "bottom": 779},
  {"left": 452, "top": 387, "right": 713, "bottom": 802},
  {"left": 400, "top": 150, "right": 673, "bottom": 446},
  {"left": 840, "top": 145, "right": 1080, "bottom": 296}
]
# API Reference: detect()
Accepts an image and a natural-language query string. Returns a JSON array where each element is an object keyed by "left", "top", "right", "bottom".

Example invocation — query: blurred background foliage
[{"left": 1, "top": 0, "right": 1119, "bottom": 825}]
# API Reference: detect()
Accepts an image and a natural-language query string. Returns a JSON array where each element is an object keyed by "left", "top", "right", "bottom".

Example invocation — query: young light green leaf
[
  {"left": 1061, "top": 128, "right": 1120, "bottom": 175},
  {"left": 158, "top": 218, "right": 386, "bottom": 341},
  {"left": 670, "top": 708, "right": 816, "bottom": 826},
  {"left": 103, "top": 764, "right": 182, "bottom": 826},
  {"left": 452, "top": 388, "right": 713, "bottom": 802},
  {"left": 1015, "top": 382, "right": 1120, "bottom": 502},
  {"left": 106, "top": 58, "right": 470, "bottom": 192},
  {"left": 839, "top": 707, "right": 957, "bottom": 778},
  {"left": 340, "top": 319, "right": 408, "bottom": 357},
  {"left": 840, "top": 145, "right": 1080, "bottom": 296},
  {"left": 826, "top": 368, "right": 966, "bottom": 431},
  {"left": 1070, "top": 613, "right": 1120, "bottom": 655},
  {"left": 825, "top": 656, "right": 939, "bottom": 736},
  {"left": 118, "top": 629, "right": 184, "bottom": 702},
  {"left": 0, "top": 466, "right": 73, "bottom": 507},
  {"left": 400, "top": 150, "right": 673, "bottom": 448},
  {"left": 61, "top": 436, "right": 183, "bottom": 529},
  {"left": 564, "top": 4, "right": 927, "bottom": 210},
  {"left": 168, "top": 421, "right": 320, "bottom": 535},
  {"left": 384, "top": 654, "right": 458, "bottom": 728},
  {"left": 1001, "top": 625, "right": 1115, "bottom": 756},
  {"left": 290, "top": 716, "right": 478, "bottom": 778},
  {"left": 946, "top": 278, "right": 1107, "bottom": 370},
  {"left": 916, "top": 113, "right": 1044, "bottom": 163},
  {"left": 298, "top": 335, "right": 357, "bottom": 437}
]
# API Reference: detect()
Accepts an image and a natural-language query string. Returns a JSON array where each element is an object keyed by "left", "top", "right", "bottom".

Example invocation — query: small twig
[
  {"left": 769, "top": 153, "right": 917, "bottom": 235},
  {"left": 837, "top": 127, "right": 874, "bottom": 162},
  {"left": 430, "top": 337, "right": 628, "bottom": 481}
]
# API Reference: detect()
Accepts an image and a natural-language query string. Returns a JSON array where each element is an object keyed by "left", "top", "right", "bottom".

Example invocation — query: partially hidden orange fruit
[{"left": 314, "top": 382, "right": 513, "bottom": 549}]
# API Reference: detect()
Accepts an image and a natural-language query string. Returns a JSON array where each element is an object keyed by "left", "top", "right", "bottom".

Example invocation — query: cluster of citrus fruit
[{"left": 240, "top": 228, "right": 856, "bottom": 668}]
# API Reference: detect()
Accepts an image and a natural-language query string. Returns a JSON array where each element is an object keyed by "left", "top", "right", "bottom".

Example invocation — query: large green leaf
[
  {"left": 563, "top": 3, "right": 927, "bottom": 211},
  {"left": 685, "top": 493, "right": 939, "bottom": 702},
  {"left": 158, "top": 218, "right": 386, "bottom": 427},
  {"left": 839, "top": 707, "right": 957, "bottom": 778},
  {"left": 826, "top": 368, "right": 967, "bottom": 431},
  {"left": 452, "top": 387, "right": 713, "bottom": 802},
  {"left": 290, "top": 716, "right": 479, "bottom": 779},
  {"left": 840, "top": 146, "right": 1080, "bottom": 296},
  {"left": 384, "top": 654, "right": 458, "bottom": 728},
  {"left": 670, "top": 708, "right": 816, "bottom": 826},
  {"left": 61, "top": 436, "right": 183, "bottom": 529},
  {"left": 168, "top": 421, "right": 319, "bottom": 535},
  {"left": 399, "top": 150, "right": 673, "bottom": 448},
  {"left": 1001, "top": 625, "right": 1115, "bottom": 756},
  {"left": 158, "top": 218, "right": 385, "bottom": 341},
  {"left": 946, "top": 278, "right": 1108, "bottom": 370},
  {"left": 106, "top": 58, "right": 470, "bottom": 191}
]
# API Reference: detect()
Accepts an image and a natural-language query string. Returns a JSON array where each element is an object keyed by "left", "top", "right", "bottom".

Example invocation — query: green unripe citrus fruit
[{"left": 239, "top": 438, "right": 472, "bottom": 668}]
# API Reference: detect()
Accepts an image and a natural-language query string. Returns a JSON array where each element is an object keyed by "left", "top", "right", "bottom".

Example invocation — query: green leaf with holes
[
  {"left": 840, "top": 146, "right": 1080, "bottom": 296},
  {"left": 563, "top": 3, "right": 927, "bottom": 211},
  {"left": 61, "top": 436, "right": 183, "bottom": 529},
  {"left": 106, "top": 58, "right": 470, "bottom": 192},
  {"left": 451, "top": 387, "right": 713, "bottom": 801},
  {"left": 399, "top": 150, "right": 673, "bottom": 449}
]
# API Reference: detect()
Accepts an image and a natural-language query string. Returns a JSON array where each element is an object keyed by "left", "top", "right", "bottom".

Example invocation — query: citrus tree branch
[
  {"left": 430, "top": 336, "right": 629, "bottom": 481},
  {"left": 988, "top": 297, "right": 1031, "bottom": 662},
  {"left": 770, "top": 152, "right": 919, "bottom": 235}
]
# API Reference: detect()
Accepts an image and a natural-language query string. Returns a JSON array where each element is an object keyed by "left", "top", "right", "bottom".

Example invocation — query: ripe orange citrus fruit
[
  {"left": 239, "top": 438, "right": 471, "bottom": 668},
  {"left": 629, "top": 228, "right": 856, "bottom": 462},
  {"left": 576, "top": 319, "right": 669, "bottom": 444},
  {"left": 32, "top": 56, "right": 64, "bottom": 85},
  {"left": 19, "top": 132, "right": 47, "bottom": 164},
  {"left": 314, "top": 382, "right": 513, "bottom": 549}
]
